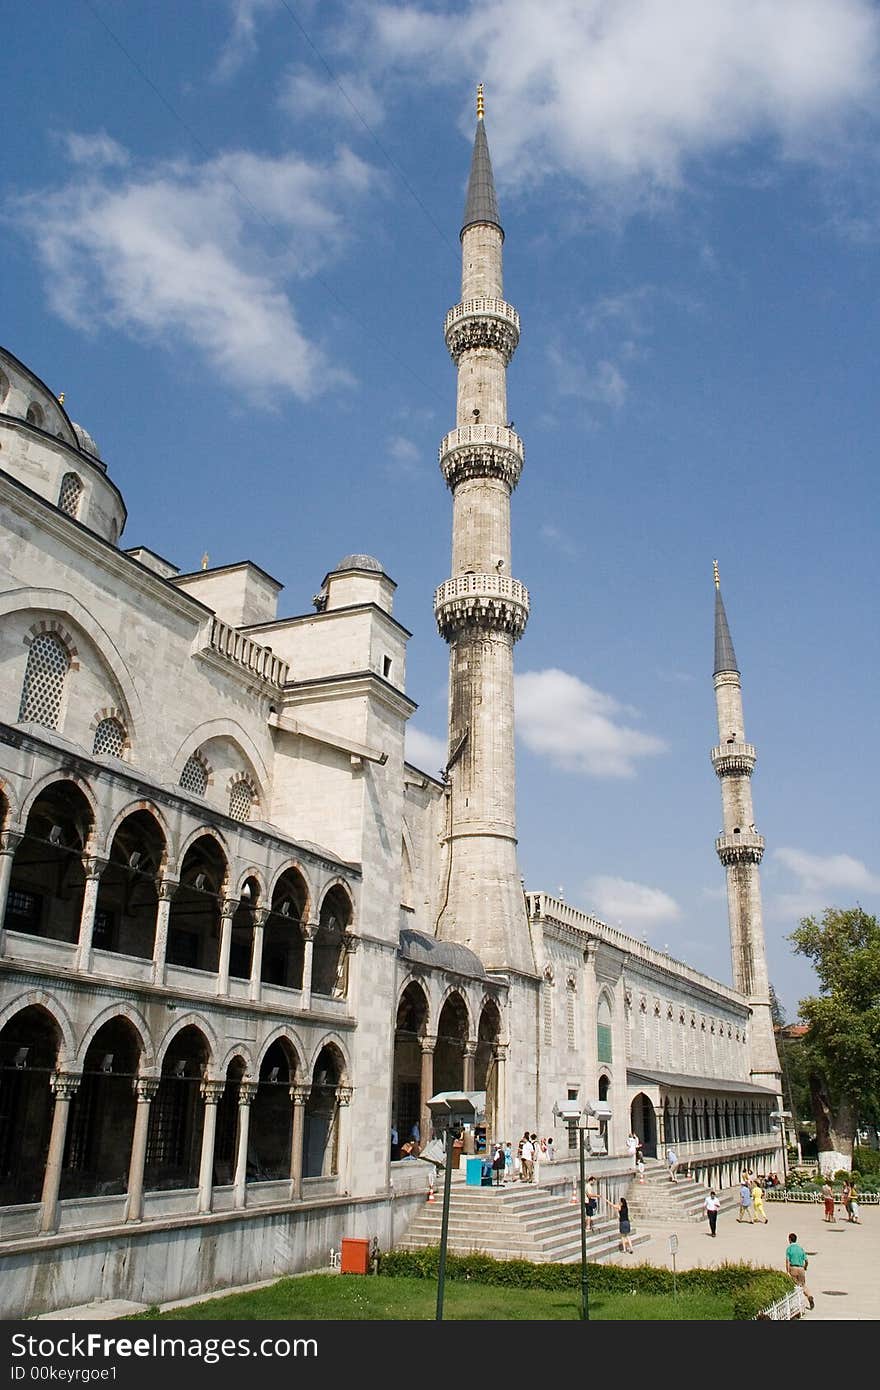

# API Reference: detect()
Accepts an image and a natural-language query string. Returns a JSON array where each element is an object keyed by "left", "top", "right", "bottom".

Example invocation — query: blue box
[{"left": 465, "top": 1156, "right": 484, "bottom": 1187}]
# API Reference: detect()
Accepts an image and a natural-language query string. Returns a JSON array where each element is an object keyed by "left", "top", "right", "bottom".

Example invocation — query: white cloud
[
  {"left": 279, "top": 66, "right": 386, "bottom": 127},
  {"left": 585, "top": 874, "right": 681, "bottom": 928},
  {"left": 386, "top": 434, "right": 422, "bottom": 473},
  {"left": 405, "top": 727, "right": 447, "bottom": 774},
  {"left": 515, "top": 668, "right": 666, "bottom": 777},
  {"left": 215, "top": 0, "right": 277, "bottom": 79},
  {"left": 12, "top": 142, "right": 375, "bottom": 403},
  {"left": 370, "top": 0, "right": 880, "bottom": 197},
  {"left": 767, "top": 847, "right": 880, "bottom": 921},
  {"left": 63, "top": 132, "right": 129, "bottom": 169},
  {"left": 547, "top": 345, "right": 628, "bottom": 409}
]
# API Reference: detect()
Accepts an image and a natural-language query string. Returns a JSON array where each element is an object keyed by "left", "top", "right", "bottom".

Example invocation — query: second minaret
[{"left": 434, "top": 89, "right": 532, "bottom": 973}]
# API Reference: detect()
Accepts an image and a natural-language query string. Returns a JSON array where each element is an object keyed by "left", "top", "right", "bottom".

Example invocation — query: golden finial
[
  {"left": 476, "top": 83, "right": 484, "bottom": 120},
  {"left": 57, "top": 393, "right": 65, "bottom": 405},
  {"left": 201, "top": 552, "right": 209, "bottom": 571},
  {"left": 713, "top": 559, "right": 720, "bottom": 589}
]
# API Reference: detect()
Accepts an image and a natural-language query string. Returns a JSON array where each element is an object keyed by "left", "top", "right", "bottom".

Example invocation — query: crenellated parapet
[
  {"left": 434, "top": 573, "right": 529, "bottom": 641},
  {"left": 439, "top": 424, "right": 524, "bottom": 491},
  {"left": 715, "top": 830, "right": 765, "bottom": 866},
  {"left": 444, "top": 298, "right": 520, "bottom": 365},
  {"left": 711, "top": 742, "right": 757, "bottom": 777}
]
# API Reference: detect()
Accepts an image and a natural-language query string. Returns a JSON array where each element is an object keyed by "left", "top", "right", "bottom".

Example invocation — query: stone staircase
[
  {"left": 396, "top": 1178, "right": 651, "bottom": 1264},
  {"left": 624, "top": 1160, "right": 741, "bottom": 1224}
]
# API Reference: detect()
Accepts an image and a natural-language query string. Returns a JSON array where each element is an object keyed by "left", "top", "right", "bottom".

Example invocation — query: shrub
[{"left": 733, "top": 1274, "right": 796, "bottom": 1321}]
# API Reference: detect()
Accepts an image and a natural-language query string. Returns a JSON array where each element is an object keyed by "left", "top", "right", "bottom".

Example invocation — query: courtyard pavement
[{"left": 604, "top": 1195, "right": 879, "bottom": 1320}]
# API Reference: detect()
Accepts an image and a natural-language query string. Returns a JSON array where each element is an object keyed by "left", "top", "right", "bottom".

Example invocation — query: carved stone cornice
[
  {"left": 50, "top": 1072, "right": 82, "bottom": 1101},
  {"left": 238, "top": 1080, "right": 259, "bottom": 1106},
  {"left": 420, "top": 1034, "right": 437, "bottom": 1056},
  {"left": 440, "top": 428, "right": 523, "bottom": 492},
  {"left": 0, "top": 831, "right": 24, "bottom": 857},
  {"left": 462, "top": 1042, "right": 477, "bottom": 1059},
  {"left": 221, "top": 898, "right": 239, "bottom": 919},
  {"left": 81, "top": 856, "right": 109, "bottom": 882},
  {"left": 444, "top": 299, "right": 520, "bottom": 366},
  {"left": 157, "top": 879, "right": 178, "bottom": 902}
]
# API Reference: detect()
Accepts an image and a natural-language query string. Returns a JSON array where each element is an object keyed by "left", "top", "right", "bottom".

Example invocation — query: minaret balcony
[
  {"left": 711, "top": 742, "right": 757, "bottom": 777},
  {"left": 716, "top": 830, "right": 765, "bottom": 866},
  {"left": 434, "top": 573, "right": 530, "bottom": 641},
  {"left": 439, "top": 424, "right": 524, "bottom": 491},
  {"left": 444, "top": 298, "right": 520, "bottom": 365}
]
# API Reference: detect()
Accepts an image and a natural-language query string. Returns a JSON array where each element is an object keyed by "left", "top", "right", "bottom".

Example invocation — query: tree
[{"left": 789, "top": 907, "right": 880, "bottom": 1174}]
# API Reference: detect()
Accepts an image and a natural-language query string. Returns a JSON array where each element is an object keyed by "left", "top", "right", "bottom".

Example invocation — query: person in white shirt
[
  {"left": 705, "top": 1189, "right": 721, "bottom": 1237},
  {"left": 520, "top": 1132, "right": 535, "bottom": 1182}
]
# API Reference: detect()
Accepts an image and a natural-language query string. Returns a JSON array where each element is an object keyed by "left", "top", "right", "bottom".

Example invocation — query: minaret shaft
[
  {"left": 711, "top": 578, "right": 781, "bottom": 1089},
  {"left": 433, "top": 107, "right": 532, "bottom": 974}
]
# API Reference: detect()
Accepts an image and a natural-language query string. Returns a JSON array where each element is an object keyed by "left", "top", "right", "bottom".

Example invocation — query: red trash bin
[{"left": 340, "top": 1237, "right": 371, "bottom": 1275}]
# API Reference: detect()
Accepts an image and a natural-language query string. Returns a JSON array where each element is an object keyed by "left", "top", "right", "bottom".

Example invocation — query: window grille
[
  {"left": 18, "top": 632, "right": 70, "bottom": 729},
  {"left": 543, "top": 981, "right": 553, "bottom": 1046},
  {"left": 93, "top": 716, "right": 125, "bottom": 758},
  {"left": 228, "top": 779, "right": 254, "bottom": 822},
  {"left": 566, "top": 986, "right": 576, "bottom": 1050},
  {"left": 4, "top": 889, "right": 41, "bottom": 933},
  {"left": 58, "top": 472, "right": 83, "bottom": 518},
  {"left": 179, "top": 754, "right": 208, "bottom": 796}
]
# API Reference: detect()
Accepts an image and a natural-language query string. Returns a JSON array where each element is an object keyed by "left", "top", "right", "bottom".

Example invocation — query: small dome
[
  {"left": 72, "top": 422, "right": 101, "bottom": 460},
  {"left": 399, "top": 928, "right": 487, "bottom": 980},
  {"left": 335, "top": 553, "right": 383, "bottom": 574}
]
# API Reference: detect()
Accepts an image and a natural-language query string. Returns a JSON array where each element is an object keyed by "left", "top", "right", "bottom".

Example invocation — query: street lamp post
[{"left": 577, "top": 1114, "right": 590, "bottom": 1321}]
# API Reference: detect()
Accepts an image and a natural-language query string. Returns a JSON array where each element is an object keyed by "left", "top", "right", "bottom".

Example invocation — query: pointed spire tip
[
  {"left": 476, "top": 83, "right": 484, "bottom": 120},
  {"left": 713, "top": 558, "right": 720, "bottom": 589}
]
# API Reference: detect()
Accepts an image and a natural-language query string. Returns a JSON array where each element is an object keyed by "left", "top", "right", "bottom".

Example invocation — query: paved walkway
[{"left": 603, "top": 1196, "right": 879, "bottom": 1320}]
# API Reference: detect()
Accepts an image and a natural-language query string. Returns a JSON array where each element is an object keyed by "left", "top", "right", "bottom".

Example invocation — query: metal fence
[
  {"left": 764, "top": 1188, "right": 879, "bottom": 1203},
  {"left": 755, "top": 1288, "right": 805, "bottom": 1320}
]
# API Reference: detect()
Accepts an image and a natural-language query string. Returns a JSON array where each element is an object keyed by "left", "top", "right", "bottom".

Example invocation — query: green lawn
[{"left": 131, "top": 1273, "right": 733, "bottom": 1321}]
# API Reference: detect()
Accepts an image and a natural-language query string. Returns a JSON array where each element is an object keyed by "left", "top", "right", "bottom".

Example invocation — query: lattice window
[
  {"left": 543, "top": 979, "right": 553, "bottom": 1046},
  {"left": 566, "top": 984, "right": 576, "bottom": 1050},
  {"left": 179, "top": 753, "right": 209, "bottom": 796},
  {"left": 18, "top": 632, "right": 70, "bottom": 728},
  {"left": 93, "top": 716, "right": 125, "bottom": 758},
  {"left": 228, "top": 779, "right": 254, "bottom": 822},
  {"left": 58, "top": 472, "right": 83, "bottom": 518}
]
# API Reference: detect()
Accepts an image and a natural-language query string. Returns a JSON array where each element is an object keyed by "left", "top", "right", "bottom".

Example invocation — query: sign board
[{"left": 667, "top": 1234, "right": 679, "bottom": 1255}]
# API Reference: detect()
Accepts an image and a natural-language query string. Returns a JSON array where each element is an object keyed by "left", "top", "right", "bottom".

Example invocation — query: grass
[{"left": 130, "top": 1273, "right": 733, "bottom": 1321}]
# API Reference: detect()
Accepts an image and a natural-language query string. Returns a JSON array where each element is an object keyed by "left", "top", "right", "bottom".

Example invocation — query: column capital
[
  {"left": 133, "top": 1076, "right": 160, "bottom": 1102},
  {"left": 50, "top": 1071, "right": 82, "bottom": 1101},
  {"left": 492, "top": 1042, "right": 509, "bottom": 1062},
  {"left": 342, "top": 930, "right": 360, "bottom": 954},
  {"left": 221, "top": 897, "right": 240, "bottom": 919},
  {"left": 0, "top": 830, "right": 23, "bottom": 856},
  {"left": 239, "top": 1080, "right": 259, "bottom": 1106},
  {"left": 303, "top": 919, "right": 319, "bottom": 941},
  {"left": 462, "top": 1041, "right": 477, "bottom": 1059},
  {"left": 157, "top": 878, "right": 178, "bottom": 902},
  {"left": 81, "top": 855, "right": 109, "bottom": 881},
  {"left": 200, "top": 1078, "right": 226, "bottom": 1105},
  {"left": 252, "top": 907, "right": 270, "bottom": 927},
  {"left": 420, "top": 1034, "right": 437, "bottom": 1055},
  {"left": 290, "top": 1084, "right": 311, "bottom": 1106},
  {"left": 335, "top": 1085, "right": 353, "bottom": 1107}
]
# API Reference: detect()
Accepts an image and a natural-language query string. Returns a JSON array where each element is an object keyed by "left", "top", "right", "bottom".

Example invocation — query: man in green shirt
[{"left": 785, "top": 1232, "right": 814, "bottom": 1310}]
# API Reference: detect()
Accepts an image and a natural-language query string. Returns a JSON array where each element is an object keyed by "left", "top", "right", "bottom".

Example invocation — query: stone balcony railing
[
  {"left": 439, "top": 424, "right": 524, "bottom": 491},
  {"left": 715, "top": 830, "right": 765, "bottom": 864},
  {"left": 444, "top": 297, "right": 520, "bottom": 364},
  {"left": 711, "top": 742, "right": 757, "bottom": 777},
  {"left": 207, "top": 618, "right": 289, "bottom": 688},
  {"left": 434, "top": 572, "right": 530, "bottom": 641}
]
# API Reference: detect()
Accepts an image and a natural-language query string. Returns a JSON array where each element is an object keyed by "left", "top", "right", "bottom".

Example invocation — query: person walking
[
  {"left": 546, "top": 1136, "right": 555, "bottom": 1163},
  {"left": 666, "top": 1145, "right": 678, "bottom": 1182},
  {"left": 822, "top": 1179, "right": 836, "bottom": 1222},
  {"left": 849, "top": 1183, "right": 861, "bottom": 1223},
  {"left": 615, "top": 1195, "right": 634, "bottom": 1253},
  {"left": 531, "top": 1133, "right": 542, "bottom": 1185},
  {"left": 636, "top": 1152, "right": 646, "bottom": 1184},
  {"left": 736, "top": 1178, "right": 754, "bottom": 1222},
  {"left": 705, "top": 1188, "right": 721, "bottom": 1237},
  {"left": 585, "top": 1175, "right": 599, "bottom": 1233},
  {"left": 504, "top": 1141, "right": 513, "bottom": 1183},
  {"left": 752, "top": 1178, "right": 768, "bottom": 1224},
  {"left": 785, "top": 1231, "right": 814, "bottom": 1310},
  {"left": 492, "top": 1141, "right": 506, "bottom": 1186},
  {"left": 841, "top": 1180, "right": 853, "bottom": 1222},
  {"left": 626, "top": 1131, "right": 639, "bottom": 1165}
]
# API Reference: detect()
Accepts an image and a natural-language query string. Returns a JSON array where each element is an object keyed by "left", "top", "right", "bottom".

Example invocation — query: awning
[{"left": 627, "top": 1069, "right": 778, "bottom": 1097}]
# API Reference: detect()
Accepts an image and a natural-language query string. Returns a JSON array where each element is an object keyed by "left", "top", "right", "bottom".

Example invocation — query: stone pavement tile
[
  {"left": 35, "top": 1300, "right": 147, "bottom": 1321},
  {"left": 601, "top": 1201, "right": 879, "bottom": 1320}
]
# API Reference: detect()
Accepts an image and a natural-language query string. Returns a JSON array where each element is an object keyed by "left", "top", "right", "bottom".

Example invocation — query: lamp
[
  {"left": 13, "top": 1047, "right": 29, "bottom": 1069},
  {"left": 267, "top": 1066, "right": 280, "bottom": 1084},
  {"left": 552, "top": 1101, "right": 590, "bottom": 1321},
  {"left": 194, "top": 872, "right": 208, "bottom": 891},
  {"left": 279, "top": 900, "right": 291, "bottom": 917},
  {"left": 173, "top": 1059, "right": 187, "bottom": 1078},
  {"left": 100, "top": 1054, "right": 114, "bottom": 1073},
  {"left": 128, "top": 851, "right": 142, "bottom": 870},
  {"left": 48, "top": 825, "right": 64, "bottom": 846},
  {"left": 240, "top": 882, "right": 252, "bottom": 901}
]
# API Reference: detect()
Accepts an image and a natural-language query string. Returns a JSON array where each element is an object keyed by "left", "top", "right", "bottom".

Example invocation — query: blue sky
[{"left": 3, "top": 0, "right": 879, "bottom": 1017}]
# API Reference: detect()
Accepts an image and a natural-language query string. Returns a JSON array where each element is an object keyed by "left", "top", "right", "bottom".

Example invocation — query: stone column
[
  {"left": 197, "top": 1079, "right": 225, "bottom": 1214},
  {"left": 289, "top": 1084, "right": 311, "bottom": 1200},
  {"left": 215, "top": 897, "right": 239, "bottom": 996},
  {"left": 335, "top": 1085, "right": 353, "bottom": 1190},
  {"left": 334, "top": 930, "right": 360, "bottom": 1003},
  {"left": 300, "top": 920, "right": 318, "bottom": 1010},
  {"left": 124, "top": 1076, "right": 160, "bottom": 1222},
  {"left": 0, "top": 831, "right": 23, "bottom": 956},
  {"left": 248, "top": 909, "right": 268, "bottom": 1003},
  {"left": 493, "top": 1042, "right": 508, "bottom": 1141},
  {"left": 151, "top": 880, "right": 177, "bottom": 985},
  {"left": 39, "top": 1072, "right": 81, "bottom": 1234},
  {"left": 419, "top": 1035, "right": 436, "bottom": 1147},
  {"left": 233, "top": 1081, "right": 259, "bottom": 1209},
  {"left": 75, "top": 858, "right": 107, "bottom": 972},
  {"left": 462, "top": 1041, "right": 477, "bottom": 1092}
]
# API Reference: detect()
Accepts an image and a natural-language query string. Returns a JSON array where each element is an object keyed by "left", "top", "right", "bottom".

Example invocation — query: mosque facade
[{"left": 0, "top": 98, "right": 781, "bottom": 1316}]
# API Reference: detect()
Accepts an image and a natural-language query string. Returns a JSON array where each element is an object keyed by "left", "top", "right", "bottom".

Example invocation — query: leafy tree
[{"left": 789, "top": 907, "right": 880, "bottom": 1171}]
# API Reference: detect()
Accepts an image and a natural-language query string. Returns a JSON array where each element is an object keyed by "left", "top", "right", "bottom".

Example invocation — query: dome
[
  {"left": 398, "top": 928, "right": 487, "bottom": 980},
  {"left": 72, "top": 422, "right": 101, "bottom": 460},
  {"left": 334, "top": 553, "right": 383, "bottom": 574}
]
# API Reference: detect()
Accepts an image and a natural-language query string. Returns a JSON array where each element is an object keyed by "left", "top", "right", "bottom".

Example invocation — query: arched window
[
  {"left": 179, "top": 753, "right": 209, "bottom": 796},
  {"left": 92, "top": 716, "right": 126, "bottom": 758},
  {"left": 26, "top": 402, "right": 44, "bottom": 427},
  {"left": 597, "top": 995, "right": 613, "bottom": 1065},
  {"left": 228, "top": 778, "right": 254, "bottom": 823},
  {"left": 58, "top": 472, "right": 83, "bottom": 518},
  {"left": 18, "top": 632, "right": 70, "bottom": 729}
]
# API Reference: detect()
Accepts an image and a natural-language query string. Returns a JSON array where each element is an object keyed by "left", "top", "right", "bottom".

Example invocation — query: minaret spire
[
  {"left": 433, "top": 95, "right": 533, "bottom": 974},
  {"left": 710, "top": 568, "right": 781, "bottom": 1091}
]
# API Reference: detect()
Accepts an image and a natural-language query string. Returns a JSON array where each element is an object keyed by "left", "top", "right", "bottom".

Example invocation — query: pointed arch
[
  {"left": 76, "top": 1002, "right": 153, "bottom": 1072},
  {"left": 155, "top": 1013, "right": 219, "bottom": 1070},
  {"left": 170, "top": 719, "right": 269, "bottom": 799},
  {"left": 0, "top": 990, "right": 77, "bottom": 1068}
]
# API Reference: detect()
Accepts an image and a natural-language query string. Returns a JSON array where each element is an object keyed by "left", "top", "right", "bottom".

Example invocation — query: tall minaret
[
  {"left": 433, "top": 88, "right": 533, "bottom": 974},
  {"left": 711, "top": 563, "right": 781, "bottom": 1090}
]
